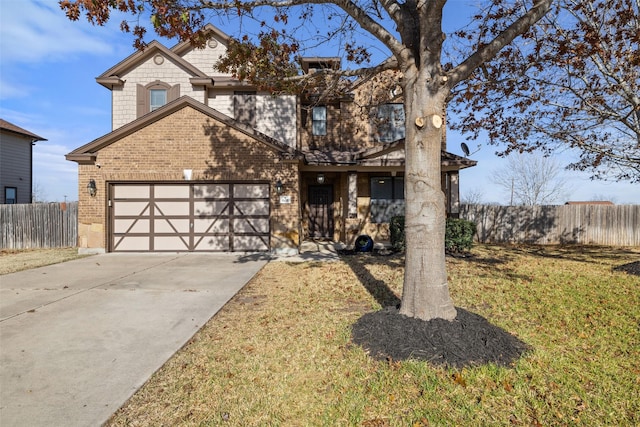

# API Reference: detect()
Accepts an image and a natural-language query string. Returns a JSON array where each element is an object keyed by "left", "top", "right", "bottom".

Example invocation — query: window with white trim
[
  {"left": 150, "top": 89, "right": 167, "bottom": 111},
  {"left": 136, "top": 81, "right": 179, "bottom": 117},
  {"left": 312, "top": 106, "right": 327, "bottom": 136}
]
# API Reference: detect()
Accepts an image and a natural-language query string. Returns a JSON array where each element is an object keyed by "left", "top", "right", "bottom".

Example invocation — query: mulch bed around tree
[
  {"left": 342, "top": 248, "right": 527, "bottom": 368},
  {"left": 613, "top": 260, "right": 640, "bottom": 276},
  {"left": 351, "top": 306, "right": 530, "bottom": 369}
]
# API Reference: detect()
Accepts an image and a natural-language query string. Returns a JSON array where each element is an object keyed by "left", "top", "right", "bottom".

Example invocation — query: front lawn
[{"left": 107, "top": 244, "right": 640, "bottom": 426}]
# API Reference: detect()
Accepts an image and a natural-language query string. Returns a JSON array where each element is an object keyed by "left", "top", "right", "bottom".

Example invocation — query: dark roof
[
  {"left": 303, "top": 150, "right": 358, "bottom": 165},
  {"left": 303, "top": 139, "right": 477, "bottom": 170},
  {"left": 0, "top": 119, "right": 47, "bottom": 141}
]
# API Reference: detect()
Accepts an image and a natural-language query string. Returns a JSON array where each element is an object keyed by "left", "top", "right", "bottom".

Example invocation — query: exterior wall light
[
  {"left": 87, "top": 179, "right": 97, "bottom": 197},
  {"left": 317, "top": 173, "right": 325, "bottom": 184},
  {"left": 275, "top": 180, "right": 284, "bottom": 195}
]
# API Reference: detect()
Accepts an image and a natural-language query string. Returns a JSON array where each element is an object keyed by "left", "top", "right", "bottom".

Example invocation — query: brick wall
[{"left": 78, "top": 105, "right": 300, "bottom": 252}]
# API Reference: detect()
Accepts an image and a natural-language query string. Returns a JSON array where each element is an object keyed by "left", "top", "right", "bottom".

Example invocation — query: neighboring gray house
[{"left": 0, "top": 119, "right": 47, "bottom": 204}]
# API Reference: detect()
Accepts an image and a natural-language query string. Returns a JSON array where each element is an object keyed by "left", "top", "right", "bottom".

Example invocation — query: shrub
[
  {"left": 445, "top": 218, "right": 477, "bottom": 253},
  {"left": 390, "top": 216, "right": 406, "bottom": 252},
  {"left": 389, "top": 216, "right": 476, "bottom": 253}
]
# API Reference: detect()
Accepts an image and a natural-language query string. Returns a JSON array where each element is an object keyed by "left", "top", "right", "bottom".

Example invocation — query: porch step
[{"left": 299, "top": 240, "right": 345, "bottom": 255}]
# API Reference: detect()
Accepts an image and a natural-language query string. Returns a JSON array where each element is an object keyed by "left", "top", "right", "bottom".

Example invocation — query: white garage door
[{"left": 110, "top": 183, "right": 270, "bottom": 252}]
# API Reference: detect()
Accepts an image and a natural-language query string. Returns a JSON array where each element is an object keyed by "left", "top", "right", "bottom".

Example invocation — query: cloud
[
  {"left": 0, "top": 0, "right": 115, "bottom": 64},
  {"left": 0, "top": 77, "right": 33, "bottom": 100},
  {"left": 33, "top": 142, "right": 79, "bottom": 201}
]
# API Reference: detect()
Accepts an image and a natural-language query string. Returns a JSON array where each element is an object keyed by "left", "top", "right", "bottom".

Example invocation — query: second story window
[
  {"left": 234, "top": 91, "right": 256, "bottom": 128},
  {"left": 374, "top": 103, "right": 405, "bottom": 143},
  {"left": 137, "top": 81, "right": 179, "bottom": 118},
  {"left": 312, "top": 106, "right": 327, "bottom": 136},
  {"left": 150, "top": 89, "right": 167, "bottom": 111}
]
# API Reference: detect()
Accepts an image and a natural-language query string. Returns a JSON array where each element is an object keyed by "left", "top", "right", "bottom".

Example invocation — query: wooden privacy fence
[
  {"left": 461, "top": 204, "right": 640, "bottom": 246},
  {"left": 0, "top": 202, "right": 78, "bottom": 249}
]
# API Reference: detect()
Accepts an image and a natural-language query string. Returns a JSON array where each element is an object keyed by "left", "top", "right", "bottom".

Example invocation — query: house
[
  {"left": 0, "top": 119, "right": 47, "bottom": 204},
  {"left": 66, "top": 24, "right": 476, "bottom": 254}
]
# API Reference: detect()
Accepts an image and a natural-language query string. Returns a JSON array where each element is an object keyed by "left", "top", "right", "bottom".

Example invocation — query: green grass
[{"left": 107, "top": 244, "right": 640, "bottom": 426}]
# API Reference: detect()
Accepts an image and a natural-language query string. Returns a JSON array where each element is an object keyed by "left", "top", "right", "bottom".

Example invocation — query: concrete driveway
[{"left": 0, "top": 252, "right": 268, "bottom": 427}]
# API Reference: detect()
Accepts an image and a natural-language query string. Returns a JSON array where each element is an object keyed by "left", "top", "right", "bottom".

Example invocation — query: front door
[{"left": 308, "top": 185, "right": 333, "bottom": 239}]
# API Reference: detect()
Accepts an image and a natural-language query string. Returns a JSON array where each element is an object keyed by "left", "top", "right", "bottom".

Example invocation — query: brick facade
[{"left": 77, "top": 106, "right": 299, "bottom": 252}]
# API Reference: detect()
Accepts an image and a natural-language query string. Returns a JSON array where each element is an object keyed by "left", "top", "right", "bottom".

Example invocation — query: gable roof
[
  {"left": 0, "top": 119, "right": 47, "bottom": 141},
  {"left": 65, "top": 96, "right": 299, "bottom": 163},
  {"left": 170, "top": 23, "right": 231, "bottom": 56},
  {"left": 96, "top": 40, "right": 208, "bottom": 89}
]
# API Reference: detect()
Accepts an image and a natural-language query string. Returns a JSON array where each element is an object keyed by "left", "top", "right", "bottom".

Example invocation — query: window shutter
[
  {"left": 136, "top": 84, "right": 146, "bottom": 118},
  {"left": 168, "top": 84, "right": 180, "bottom": 102}
]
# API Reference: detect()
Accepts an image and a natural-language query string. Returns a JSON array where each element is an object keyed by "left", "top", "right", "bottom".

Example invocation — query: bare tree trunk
[{"left": 399, "top": 70, "right": 457, "bottom": 321}]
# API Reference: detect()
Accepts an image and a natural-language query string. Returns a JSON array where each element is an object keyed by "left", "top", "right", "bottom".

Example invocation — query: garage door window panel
[
  {"left": 155, "top": 185, "right": 190, "bottom": 198},
  {"left": 235, "top": 184, "right": 269, "bottom": 198},
  {"left": 113, "top": 185, "right": 150, "bottom": 198},
  {"left": 193, "top": 184, "right": 229, "bottom": 198}
]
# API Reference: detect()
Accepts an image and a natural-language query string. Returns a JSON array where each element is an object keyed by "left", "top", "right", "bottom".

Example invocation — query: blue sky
[{"left": 1, "top": 0, "right": 638, "bottom": 203}]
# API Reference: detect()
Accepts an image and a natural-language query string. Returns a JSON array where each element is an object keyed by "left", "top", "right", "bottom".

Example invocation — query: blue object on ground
[{"left": 355, "top": 235, "right": 374, "bottom": 252}]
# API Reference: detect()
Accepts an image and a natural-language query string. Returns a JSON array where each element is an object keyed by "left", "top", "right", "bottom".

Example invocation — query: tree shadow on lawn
[{"left": 342, "top": 254, "right": 530, "bottom": 369}]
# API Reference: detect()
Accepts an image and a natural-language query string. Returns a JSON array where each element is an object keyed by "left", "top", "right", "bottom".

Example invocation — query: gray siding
[{"left": 0, "top": 131, "right": 32, "bottom": 204}]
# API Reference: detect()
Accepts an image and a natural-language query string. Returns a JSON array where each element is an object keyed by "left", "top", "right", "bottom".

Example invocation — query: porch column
[
  {"left": 348, "top": 172, "right": 357, "bottom": 218},
  {"left": 450, "top": 171, "right": 460, "bottom": 217}
]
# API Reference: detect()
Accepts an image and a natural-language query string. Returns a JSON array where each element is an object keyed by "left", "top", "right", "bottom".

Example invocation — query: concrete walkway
[
  {"left": 0, "top": 253, "right": 267, "bottom": 427},
  {"left": 271, "top": 240, "right": 343, "bottom": 262}
]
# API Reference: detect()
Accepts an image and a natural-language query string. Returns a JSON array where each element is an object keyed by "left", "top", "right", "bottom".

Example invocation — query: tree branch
[
  {"left": 199, "top": 0, "right": 405, "bottom": 57},
  {"left": 448, "top": 0, "right": 552, "bottom": 88}
]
